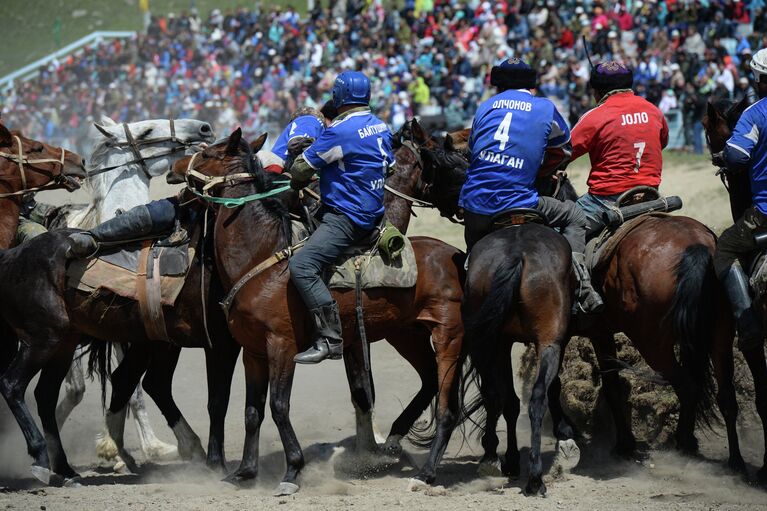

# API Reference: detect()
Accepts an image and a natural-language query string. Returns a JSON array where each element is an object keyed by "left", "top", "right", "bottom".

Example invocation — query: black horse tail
[
  {"left": 459, "top": 255, "right": 524, "bottom": 437},
  {"left": 83, "top": 338, "right": 112, "bottom": 410},
  {"left": 664, "top": 244, "right": 719, "bottom": 429}
]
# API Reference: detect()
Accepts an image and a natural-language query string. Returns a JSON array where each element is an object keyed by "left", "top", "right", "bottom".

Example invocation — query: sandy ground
[{"left": 1, "top": 154, "right": 767, "bottom": 510}]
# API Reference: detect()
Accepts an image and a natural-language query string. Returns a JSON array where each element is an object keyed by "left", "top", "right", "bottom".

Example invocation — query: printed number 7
[
  {"left": 633, "top": 141, "right": 645, "bottom": 173},
  {"left": 493, "top": 112, "right": 513, "bottom": 151}
]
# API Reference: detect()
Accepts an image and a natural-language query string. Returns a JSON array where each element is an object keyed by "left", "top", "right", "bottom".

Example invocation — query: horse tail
[
  {"left": 84, "top": 338, "right": 112, "bottom": 409},
  {"left": 459, "top": 254, "right": 523, "bottom": 437},
  {"left": 664, "top": 243, "right": 719, "bottom": 429}
]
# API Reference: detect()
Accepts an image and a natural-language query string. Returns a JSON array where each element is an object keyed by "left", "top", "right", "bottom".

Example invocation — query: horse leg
[
  {"left": 742, "top": 345, "right": 767, "bottom": 482},
  {"left": 710, "top": 322, "right": 746, "bottom": 473},
  {"left": 204, "top": 336, "right": 241, "bottom": 471},
  {"left": 411, "top": 322, "right": 462, "bottom": 485},
  {"left": 102, "top": 343, "right": 153, "bottom": 473},
  {"left": 0, "top": 336, "right": 61, "bottom": 484},
  {"left": 55, "top": 351, "right": 87, "bottom": 429},
  {"left": 501, "top": 353, "right": 521, "bottom": 479},
  {"left": 268, "top": 334, "right": 305, "bottom": 496},
  {"left": 223, "top": 352, "right": 268, "bottom": 487},
  {"left": 591, "top": 331, "right": 637, "bottom": 457},
  {"left": 382, "top": 328, "right": 437, "bottom": 456},
  {"left": 668, "top": 357, "right": 699, "bottom": 455},
  {"left": 115, "top": 343, "right": 177, "bottom": 461},
  {"left": 476, "top": 364, "right": 504, "bottom": 477},
  {"left": 342, "top": 338, "right": 379, "bottom": 453},
  {"left": 141, "top": 343, "right": 205, "bottom": 463},
  {"left": 526, "top": 343, "right": 562, "bottom": 497},
  {"left": 34, "top": 340, "right": 81, "bottom": 485}
]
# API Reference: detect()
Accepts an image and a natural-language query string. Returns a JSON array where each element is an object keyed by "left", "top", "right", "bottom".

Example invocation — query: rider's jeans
[
  {"left": 714, "top": 205, "right": 767, "bottom": 278},
  {"left": 576, "top": 192, "right": 622, "bottom": 238},
  {"left": 289, "top": 209, "right": 373, "bottom": 310}
]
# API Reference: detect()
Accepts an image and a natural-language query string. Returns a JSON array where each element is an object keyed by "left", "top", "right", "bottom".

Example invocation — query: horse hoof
[
  {"left": 382, "top": 436, "right": 403, "bottom": 458},
  {"left": 406, "top": 478, "right": 429, "bottom": 492},
  {"left": 477, "top": 459, "right": 503, "bottom": 477},
  {"left": 222, "top": 472, "right": 256, "bottom": 488},
  {"left": 757, "top": 466, "right": 767, "bottom": 485},
  {"left": 63, "top": 476, "right": 82, "bottom": 488},
  {"left": 727, "top": 456, "right": 747, "bottom": 475},
  {"left": 143, "top": 441, "right": 178, "bottom": 461},
  {"left": 554, "top": 439, "right": 581, "bottom": 472},
  {"left": 274, "top": 482, "right": 299, "bottom": 496},
  {"left": 30, "top": 465, "right": 52, "bottom": 485},
  {"left": 524, "top": 478, "right": 547, "bottom": 497},
  {"left": 95, "top": 434, "right": 119, "bottom": 461}
]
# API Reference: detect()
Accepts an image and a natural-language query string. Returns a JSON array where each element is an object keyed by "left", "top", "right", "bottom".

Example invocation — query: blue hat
[
  {"left": 490, "top": 57, "right": 537, "bottom": 90},
  {"left": 332, "top": 71, "right": 371, "bottom": 108},
  {"left": 590, "top": 61, "right": 634, "bottom": 92}
]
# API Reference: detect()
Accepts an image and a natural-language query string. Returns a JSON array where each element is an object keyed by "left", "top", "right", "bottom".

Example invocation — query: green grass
[{"left": 0, "top": 0, "right": 300, "bottom": 76}]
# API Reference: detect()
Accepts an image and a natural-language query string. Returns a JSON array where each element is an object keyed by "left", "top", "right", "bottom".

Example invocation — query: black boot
[
  {"left": 294, "top": 301, "right": 343, "bottom": 364},
  {"left": 65, "top": 203, "right": 174, "bottom": 259},
  {"left": 722, "top": 262, "right": 765, "bottom": 351},
  {"left": 572, "top": 252, "right": 604, "bottom": 315}
]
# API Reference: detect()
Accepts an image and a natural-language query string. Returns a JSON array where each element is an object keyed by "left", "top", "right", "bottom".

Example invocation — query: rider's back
[{"left": 572, "top": 91, "right": 668, "bottom": 196}]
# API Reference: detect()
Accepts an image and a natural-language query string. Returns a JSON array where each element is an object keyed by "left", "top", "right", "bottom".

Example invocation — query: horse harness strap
[
  {"left": 136, "top": 240, "right": 171, "bottom": 341},
  {"left": 220, "top": 240, "right": 307, "bottom": 318},
  {"left": 0, "top": 135, "right": 67, "bottom": 198}
]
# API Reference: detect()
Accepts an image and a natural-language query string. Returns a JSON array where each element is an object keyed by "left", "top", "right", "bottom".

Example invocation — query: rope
[{"left": 189, "top": 182, "right": 292, "bottom": 208}]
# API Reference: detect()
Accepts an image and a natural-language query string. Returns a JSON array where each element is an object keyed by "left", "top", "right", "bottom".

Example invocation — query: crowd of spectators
[{"left": 1, "top": 0, "right": 766, "bottom": 156}]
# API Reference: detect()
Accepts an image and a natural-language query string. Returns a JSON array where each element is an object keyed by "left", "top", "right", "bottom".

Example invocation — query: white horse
[{"left": 53, "top": 116, "right": 214, "bottom": 467}]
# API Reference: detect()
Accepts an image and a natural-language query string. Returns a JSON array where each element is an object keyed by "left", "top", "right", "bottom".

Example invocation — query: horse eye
[{"left": 32, "top": 144, "right": 44, "bottom": 152}]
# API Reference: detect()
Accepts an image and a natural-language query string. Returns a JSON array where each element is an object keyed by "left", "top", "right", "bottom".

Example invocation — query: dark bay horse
[
  {"left": 170, "top": 128, "right": 465, "bottom": 494},
  {"left": 703, "top": 98, "right": 767, "bottom": 482},
  {"left": 422, "top": 131, "right": 746, "bottom": 479},
  {"left": 417, "top": 145, "right": 577, "bottom": 496}
]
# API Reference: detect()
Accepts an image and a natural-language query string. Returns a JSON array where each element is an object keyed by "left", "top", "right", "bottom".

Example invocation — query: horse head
[
  {"left": 418, "top": 129, "right": 469, "bottom": 220},
  {"left": 0, "top": 121, "right": 86, "bottom": 196},
  {"left": 702, "top": 97, "right": 751, "bottom": 154}
]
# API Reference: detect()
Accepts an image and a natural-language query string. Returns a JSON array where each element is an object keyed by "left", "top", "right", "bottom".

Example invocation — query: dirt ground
[{"left": 1, "top": 154, "right": 766, "bottom": 510}]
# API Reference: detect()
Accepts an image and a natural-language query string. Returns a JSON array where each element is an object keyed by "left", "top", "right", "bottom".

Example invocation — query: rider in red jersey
[{"left": 570, "top": 61, "right": 669, "bottom": 235}]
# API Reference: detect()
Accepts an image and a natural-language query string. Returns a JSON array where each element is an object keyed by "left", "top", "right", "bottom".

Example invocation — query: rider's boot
[
  {"left": 722, "top": 262, "right": 765, "bottom": 351},
  {"left": 572, "top": 252, "right": 605, "bottom": 315},
  {"left": 65, "top": 201, "right": 177, "bottom": 259},
  {"left": 293, "top": 301, "right": 344, "bottom": 364}
]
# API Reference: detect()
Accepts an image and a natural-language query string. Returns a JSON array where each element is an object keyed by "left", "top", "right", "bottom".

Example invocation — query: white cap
[{"left": 751, "top": 48, "right": 767, "bottom": 82}]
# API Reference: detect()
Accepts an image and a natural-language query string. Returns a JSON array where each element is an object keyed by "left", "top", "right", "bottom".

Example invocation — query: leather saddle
[{"left": 490, "top": 207, "right": 548, "bottom": 230}]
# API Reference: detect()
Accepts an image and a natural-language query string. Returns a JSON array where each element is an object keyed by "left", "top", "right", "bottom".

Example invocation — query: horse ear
[
  {"left": 250, "top": 132, "right": 268, "bottom": 153},
  {"left": 99, "top": 115, "right": 117, "bottom": 126},
  {"left": 225, "top": 127, "right": 243, "bottom": 156},
  {"left": 0, "top": 123, "right": 12, "bottom": 147},
  {"left": 411, "top": 118, "right": 428, "bottom": 144},
  {"left": 444, "top": 133, "right": 455, "bottom": 151},
  {"left": 705, "top": 101, "right": 721, "bottom": 125},
  {"left": 94, "top": 123, "right": 117, "bottom": 140}
]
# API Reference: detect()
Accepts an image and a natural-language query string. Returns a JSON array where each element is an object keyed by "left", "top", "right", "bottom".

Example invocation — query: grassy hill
[{"left": 0, "top": 0, "right": 300, "bottom": 77}]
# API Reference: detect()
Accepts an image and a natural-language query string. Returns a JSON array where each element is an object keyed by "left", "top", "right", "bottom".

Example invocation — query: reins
[
  {"left": 0, "top": 135, "right": 69, "bottom": 198},
  {"left": 86, "top": 119, "right": 203, "bottom": 179}
]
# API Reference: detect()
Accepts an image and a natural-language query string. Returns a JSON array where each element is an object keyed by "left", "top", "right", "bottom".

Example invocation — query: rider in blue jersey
[
  {"left": 461, "top": 57, "right": 603, "bottom": 314},
  {"left": 713, "top": 48, "right": 767, "bottom": 351},
  {"left": 288, "top": 71, "right": 394, "bottom": 364}
]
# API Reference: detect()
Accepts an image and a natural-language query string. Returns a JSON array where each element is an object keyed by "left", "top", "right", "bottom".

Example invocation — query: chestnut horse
[
  {"left": 421, "top": 131, "right": 747, "bottom": 476},
  {"left": 171, "top": 128, "right": 464, "bottom": 494},
  {"left": 703, "top": 98, "right": 767, "bottom": 482}
]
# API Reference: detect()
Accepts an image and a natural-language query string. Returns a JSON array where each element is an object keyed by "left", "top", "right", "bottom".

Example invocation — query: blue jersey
[
  {"left": 303, "top": 108, "right": 394, "bottom": 229},
  {"left": 726, "top": 97, "right": 767, "bottom": 215},
  {"left": 459, "top": 89, "right": 571, "bottom": 215},
  {"left": 271, "top": 115, "right": 325, "bottom": 160}
]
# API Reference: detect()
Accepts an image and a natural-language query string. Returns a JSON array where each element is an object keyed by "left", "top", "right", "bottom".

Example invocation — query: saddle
[
  {"left": 291, "top": 218, "right": 417, "bottom": 290},
  {"left": 490, "top": 207, "right": 548, "bottom": 229},
  {"left": 66, "top": 223, "right": 199, "bottom": 342},
  {"left": 585, "top": 187, "right": 683, "bottom": 274}
]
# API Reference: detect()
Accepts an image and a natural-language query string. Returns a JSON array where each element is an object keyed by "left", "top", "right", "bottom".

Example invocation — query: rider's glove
[{"left": 287, "top": 136, "right": 315, "bottom": 156}]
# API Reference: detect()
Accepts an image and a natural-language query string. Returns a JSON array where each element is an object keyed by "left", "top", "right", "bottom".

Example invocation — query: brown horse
[
  {"left": 171, "top": 128, "right": 464, "bottom": 494},
  {"left": 0, "top": 121, "right": 86, "bottom": 248},
  {"left": 703, "top": 98, "right": 767, "bottom": 482},
  {"left": 422, "top": 130, "right": 747, "bottom": 476}
]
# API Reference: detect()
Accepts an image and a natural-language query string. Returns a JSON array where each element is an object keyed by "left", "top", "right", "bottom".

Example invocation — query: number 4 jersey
[
  {"left": 303, "top": 107, "right": 394, "bottom": 230},
  {"left": 459, "top": 89, "right": 571, "bottom": 215},
  {"left": 571, "top": 91, "right": 668, "bottom": 196}
]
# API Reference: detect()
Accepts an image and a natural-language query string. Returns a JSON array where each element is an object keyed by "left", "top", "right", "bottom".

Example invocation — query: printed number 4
[
  {"left": 494, "top": 112, "right": 513, "bottom": 151},
  {"left": 633, "top": 141, "right": 646, "bottom": 173}
]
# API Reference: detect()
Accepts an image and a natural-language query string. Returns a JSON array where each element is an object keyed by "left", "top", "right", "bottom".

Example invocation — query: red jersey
[{"left": 571, "top": 92, "right": 669, "bottom": 196}]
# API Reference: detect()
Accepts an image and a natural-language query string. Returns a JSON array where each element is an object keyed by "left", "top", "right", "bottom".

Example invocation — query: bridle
[
  {"left": 0, "top": 135, "right": 68, "bottom": 198},
  {"left": 386, "top": 126, "right": 435, "bottom": 209},
  {"left": 183, "top": 149, "right": 258, "bottom": 196},
  {"left": 87, "top": 118, "right": 205, "bottom": 179}
]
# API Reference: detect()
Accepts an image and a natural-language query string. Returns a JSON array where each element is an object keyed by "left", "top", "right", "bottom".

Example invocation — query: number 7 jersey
[
  {"left": 571, "top": 91, "right": 668, "bottom": 196},
  {"left": 459, "top": 89, "right": 571, "bottom": 215}
]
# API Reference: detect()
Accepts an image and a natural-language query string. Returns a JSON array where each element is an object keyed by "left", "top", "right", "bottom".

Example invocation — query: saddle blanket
[
  {"left": 65, "top": 243, "right": 194, "bottom": 306},
  {"left": 291, "top": 220, "right": 417, "bottom": 289}
]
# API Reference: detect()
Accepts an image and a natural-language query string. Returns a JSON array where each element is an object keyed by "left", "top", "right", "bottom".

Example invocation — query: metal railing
[{"left": 0, "top": 30, "right": 136, "bottom": 92}]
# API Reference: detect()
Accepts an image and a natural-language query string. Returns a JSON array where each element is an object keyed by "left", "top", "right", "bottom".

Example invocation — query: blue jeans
[
  {"left": 576, "top": 192, "right": 622, "bottom": 238},
  {"left": 289, "top": 210, "right": 375, "bottom": 310}
]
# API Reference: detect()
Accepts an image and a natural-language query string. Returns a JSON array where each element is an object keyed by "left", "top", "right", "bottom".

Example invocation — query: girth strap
[{"left": 136, "top": 241, "right": 170, "bottom": 341}]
